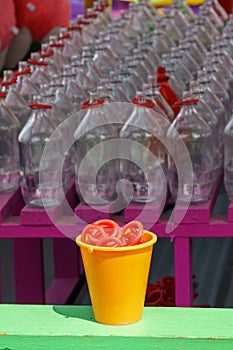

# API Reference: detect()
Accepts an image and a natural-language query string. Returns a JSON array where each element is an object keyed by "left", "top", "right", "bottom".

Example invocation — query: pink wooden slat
[
  {"left": 124, "top": 202, "right": 161, "bottom": 226},
  {"left": 13, "top": 238, "right": 45, "bottom": 304},
  {"left": 172, "top": 177, "right": 222, "bottom": 224},
  {"left": 74, "top": 203, "right": 112, "bottom": 223},
  {"left": 46, "top": 278, "right": 78, "bottom": 305},
  {"left": 3, "top": 215, "right": 233, "bottom": 238},
  {"left": 0, "top": 188, "right": 24, "bottom": 223},
  {"left": 174, "top": 238, "right": 193, "bottom": 307},
  {"left": 20, "top": 180, "right": 78, "bottom": 226}
]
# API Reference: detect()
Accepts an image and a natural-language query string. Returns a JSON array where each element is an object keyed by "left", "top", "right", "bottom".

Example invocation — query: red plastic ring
[
  {"left": 28, "top": 103, "right": 53, "bottom": 109},
  {"left": 28, "top": 58, "right": 48, "bottom": 66},
  {"left": 131, "top": 97, "right": 155, "bottom": 109},
  {"left": 81, "top": 98, "right": 104, "bottom": 109},
  {"left": 174, "top": 99, "right": 199, "bottom": 107}
]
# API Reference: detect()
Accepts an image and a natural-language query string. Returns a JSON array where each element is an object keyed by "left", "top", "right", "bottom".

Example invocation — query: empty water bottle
[
  {"left": 167, "top": 98, "right": 215, "bottom": 204},
  {"left": 120, "top": 92, "right": 166, "bottom": 203},
  {"left": 224, "top": 115, "right": 233, "bottom": 201},
  {"left": 18, "top": 103, "right": 64, "bottom": 207},
  {"left": 74, "top": 92, "right": 118, "bottom": 205},
  {"left": 0, "top": 92, "right": 20, "bottom": 192}
]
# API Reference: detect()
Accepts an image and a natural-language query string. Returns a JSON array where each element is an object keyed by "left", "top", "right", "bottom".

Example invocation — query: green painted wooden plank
[{"left": 0, "top": 306, "right": 233, "bottom": 350}]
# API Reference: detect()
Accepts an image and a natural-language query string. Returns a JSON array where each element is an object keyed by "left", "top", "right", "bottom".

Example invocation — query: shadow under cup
[{"left": 76, "top": 231, "right": 157, "bottom": 325}]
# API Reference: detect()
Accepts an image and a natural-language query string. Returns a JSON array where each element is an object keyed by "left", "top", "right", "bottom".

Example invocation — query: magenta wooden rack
[{"left": 0, "top": 178, "right": 232, "bottom": 307}]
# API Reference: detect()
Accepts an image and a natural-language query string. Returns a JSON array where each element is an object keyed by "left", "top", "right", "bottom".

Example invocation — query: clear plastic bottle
[
  {"left": 161, "top": 12, "right": 183, "bottom": 45},
  {"left": 99, "top": 31, "right": 120, "bottom": 64},
  {"left": 28, "top": 53, "right": 50, "bottom": 88},
  {"left": 4, "top": 80, "right": 30, "bottom": 129},
  {"left": 170, "top": 0, "right": 189, "bottom": 34},
  {"left": 212, "top": 48, "right": 233, "bottom": 95},
  {"left": 151, "top": 29, "right": 171, "bottom": 59},
  {"left": 202, "top": 66, "right": 231, "bottom": 120},
  {"left": 18, "top": 103, "right": 64, "bottom": 207},
  {"left": 107, "top": 25, "right": 130, "bottom": 58},
  {"left": 222, "top": 30, "right": 233, "bottom": 58},
  {"left": 108, "top": 71, "right": 130, "bottom": 102},
  {"left": 0, "top": 92, "right": 20, "bottom": 192},
  {"left": 93, "top": 39, "right": 116, "bottom": 77},
  {"left": 140, "top": 33, "right": 161, "bottom": 68},
  {"left": 197, "top": 72, "right": 226, "bottom": 136},
  {"left": 128, "top": 2, "right": 149, "bottom": 34},
  {"left": 189, "top": 25, "right": 208, "bottom": 57},
  {"left": 118, "top": 65, "right": 137, "bottom": 100},
  {"left": 48, "top": 74, "right": 76, "bottom": 117},
  {"left": 66, "top": 21, "right": 84, "bottom": 53},
  {"left": 203, "top": 0, "right": 224, "bottom": 32},
  {"left": 119, "top": 9, "right": 139, "bottom": 45},
  {"left": 170, "top": 47, "right": 193, "bottom": 90},
  {"left": 132, "top": 49, "right": 150, "bottom": 82},
  {"left": 143, "top": 83, "right": 168, "bottom": 118},
  {"left": 178, "top": 42, "right": 199, "bottom": 79},
  {"left": 71, "top": 57, "right": 95, "bottom": 94},
  {"left": 190, "top": 84, "right": 222, "bottom": 177},
  {"left": 120, "top": 92, "right": 166, "bottom": 203},
  {"left": 199, "top": 5, "right": 220, "bottom": 38},
  {"left": 194, "top": 16, "right": 215, "bottom": 50},
  {"left": 147, "top": 75, "right": 174, "bottom": 122},
  {"left": 224, "top": 116, "right": 233, "bottom": 201},
  {"left": 48, "top": 37, "right": 68, "bottom": 67},
  {"left": 161, "top": 54, "right": 185, "bottom": 99},
  {"left": 81, "top": 46, "right": 105, "bottom": 85},
  {"left": 167, "top": 98, "right": 215, "bottom": 204},
  {"left": 61, "top": 65, "right": 88, "bottom": 111},
  {"left": 183, "top": 35, "right": 204, "bottom": 69},
  {"left": 15, "top": 70, "right": 40, "bottom": 104},
  {"left": 126, "top": 61, "right": 144, "bottom": 91},
  {"left": 76, "top": 14, "right": 96, "bottom": 43},
  {"left": 74, "top": 93, "right": 118, "bottom": 205},
  {"left": 209, "top": 53, "right": 232, "bottom": 102},
  {"left": 58, "top": 28, "right": 80, "bottom": 64}
]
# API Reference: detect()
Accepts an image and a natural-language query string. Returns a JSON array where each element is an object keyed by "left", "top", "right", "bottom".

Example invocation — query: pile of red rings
[{"left": 80, "top": 219, "right": 145, "bottom": 247}]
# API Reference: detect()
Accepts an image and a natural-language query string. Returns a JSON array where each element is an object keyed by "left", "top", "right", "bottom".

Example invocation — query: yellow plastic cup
[{"left": 76, "top": 231, "right": 157, "bottom": 325}]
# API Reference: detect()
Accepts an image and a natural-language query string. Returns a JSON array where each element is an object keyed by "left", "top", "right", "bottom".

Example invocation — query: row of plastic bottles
[{"left": 0, "top": 0, "right": 233, "bottom": 208}]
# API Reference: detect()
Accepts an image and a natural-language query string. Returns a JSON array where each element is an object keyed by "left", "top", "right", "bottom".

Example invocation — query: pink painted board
[
  {"left": 0, "top": 189, "right": 24, "bottom": 223},
  {"left": 13, "top": 238, "right": 45, "bottom": 304},
  {"left": 124, "top": 202, "right": 161, "bottom": 225},
  {"left": 20, "top": 181, "right": 78, "bottom": 226},
  {"left": 172, "top": 177, "right": 222, "bottom": 224},
  {"left": 74, "top": 203, "right": 112, "bottom": 223},
  {"left": 2, "top": 215, "right": 233, "bottom": 238},
  {"left": 46, "top": 278, "right": 78, "bottom": 305},
  {"left": 174, "top": 237, "right": 193, "bottom": 307}
]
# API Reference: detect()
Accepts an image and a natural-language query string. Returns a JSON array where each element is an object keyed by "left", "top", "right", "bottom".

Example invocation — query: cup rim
[{"left": 76, "top": 230, "right": 157, "bottom": 252}]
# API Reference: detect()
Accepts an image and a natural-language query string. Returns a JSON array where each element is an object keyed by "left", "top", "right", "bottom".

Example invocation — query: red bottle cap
[{"left": 28, "top": 103, "right": 53, "bottom": 109}]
